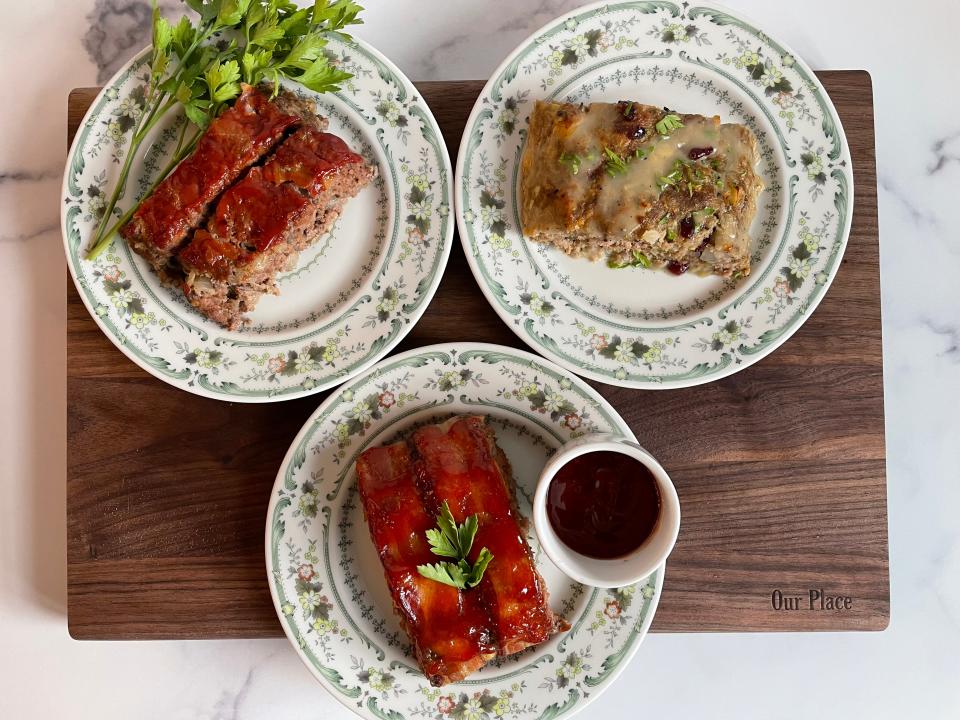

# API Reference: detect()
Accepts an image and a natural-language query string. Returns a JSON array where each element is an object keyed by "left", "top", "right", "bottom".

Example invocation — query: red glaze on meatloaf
[
  {"left": 120, "top": 84, "right": 300, "bottom": 267},
  {"left": 177, "top": 126, "right": 373, "bottom": 329}
]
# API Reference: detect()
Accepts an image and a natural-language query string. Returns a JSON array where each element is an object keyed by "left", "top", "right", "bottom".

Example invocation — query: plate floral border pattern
[
  {"left": 62, "top": 38, "right": 453, "bottom": 402},
  {"left": 266, "top": 344, "right": 664, "bottom": 720},
  {"left": 456, "top": 1, "right": 853, "bottom": 388}
]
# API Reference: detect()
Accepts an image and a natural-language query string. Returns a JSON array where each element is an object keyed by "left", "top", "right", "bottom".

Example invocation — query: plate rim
[
  {"left": 264, "top": 340, "right": 666, "bottom": 720},
  {"left": 454, "top": 0, "right": 854, "bottom": 390},
  {"left": 62, "top": 37, "right": 454, "bottom": 403}
]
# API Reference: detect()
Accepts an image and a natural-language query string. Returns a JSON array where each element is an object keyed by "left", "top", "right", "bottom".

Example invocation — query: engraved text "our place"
[{"left": 771, "top": 589, "right": 853, "bottom": 611}]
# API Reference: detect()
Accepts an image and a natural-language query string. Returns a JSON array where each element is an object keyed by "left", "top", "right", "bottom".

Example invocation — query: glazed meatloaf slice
[
  {"left": 520, "top": 100, "right": 763, "bottom": 277},
  {"left": 120, "top": 85, "right": 328, "bottom": 277},
  {"left": 356, "top": 441, "right": 497, "bottom": 687},
  {"left": 356, "top": 415, "right": 567, "bottom": 686},
  {"left": 120, "top": 85, "right": 301, "bottom": 274},
  {"left": 411, "top": 416, "right": 567, "bottom": 658},
  {"left": 177, "top": 127, "right": 374, "bottom": 329}
]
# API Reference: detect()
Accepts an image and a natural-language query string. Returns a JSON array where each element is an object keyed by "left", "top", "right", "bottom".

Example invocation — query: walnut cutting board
[{"left": 66, "top": 73, "right": 888, "bottom": 639}]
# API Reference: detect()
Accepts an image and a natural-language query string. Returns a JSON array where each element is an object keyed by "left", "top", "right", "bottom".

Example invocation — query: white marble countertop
[{"left": 1, "top": 0, "right": 958, "bottom": 717}]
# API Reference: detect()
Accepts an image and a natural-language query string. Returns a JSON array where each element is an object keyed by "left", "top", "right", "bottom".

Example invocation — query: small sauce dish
[{"left": 532, "top": 434, "right": 680, "bottom": 588}]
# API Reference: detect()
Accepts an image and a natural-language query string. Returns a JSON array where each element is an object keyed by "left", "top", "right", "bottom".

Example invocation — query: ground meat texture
[
  {"left": 520, "top": 100, "right": 763, "bottom": 278},
  {"left": 178, "top": 127, "right": 375, "bottom": 330},
  {"left": 120, "top": 84, "right": 302, "bottom": 271}
]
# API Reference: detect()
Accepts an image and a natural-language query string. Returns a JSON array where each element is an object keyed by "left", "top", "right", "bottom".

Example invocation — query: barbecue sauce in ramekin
[{"left": 546, "top": 451, "right": 661, "bottom": 559}]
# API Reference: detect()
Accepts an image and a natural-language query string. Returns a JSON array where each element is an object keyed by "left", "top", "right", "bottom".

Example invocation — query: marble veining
[
  {"left": 878, "top": 174, "right": 942, "bottom": 229},
  {"left": 209, "top": 666, "right": 255, "bottom": 720},
  {"left": 923, "top": 319, "right": 960, "bottom": 359},
  {"left": 0, "top": 169, "right": 62, "bottom": 184},
  {"left": 493, "top": 0, "right": 585, "bottom": 32},
  {"left": 83, "top": 0, "right": 186, "bottom": 82},
  {"left": 417, "top": 32, "right": 471, "bottom": 78},
  {"left": 0, "top": 222, "right": 59, "bottom": 244},
  {"left": 928, "top": 130, "right": 960, "bottom": 174},
  {"left": 1, "top": 1, "right": 959, "bottom": 719}
]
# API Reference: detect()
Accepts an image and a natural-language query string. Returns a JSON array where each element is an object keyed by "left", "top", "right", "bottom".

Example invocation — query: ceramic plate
[
  {"left": 62, "top": 38, "right": 452, "bottom": 402},
  {"left": 266, "top": 343, "right": 663, "bottom": 720},
  {"left": 456, "top": 0, "right": 852, "bottom": 388}
]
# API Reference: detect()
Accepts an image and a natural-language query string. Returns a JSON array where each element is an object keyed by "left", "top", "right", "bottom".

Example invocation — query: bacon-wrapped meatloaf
[{"left": 356, "top": 416, "right": 567, "bottom": 686}]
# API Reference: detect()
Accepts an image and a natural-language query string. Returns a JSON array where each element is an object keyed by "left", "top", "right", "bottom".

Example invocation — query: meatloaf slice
[
  {"left": 356, "top": 441, "right": 497, "bottom": 687},
  {"left": 178, "top": 127, "right": 375, "bottom": 330},
  {"left": 120, "top": 85, "right": 298, "bottom": 273},
  {"left": 411, "top": 416, "right": 568, "bottom": 659},
  {"left": 520, "top": 100, "right": 762, "bottom": 277},
  {"left": 120, "top": 85, "right": 326, "bottom": 277}
]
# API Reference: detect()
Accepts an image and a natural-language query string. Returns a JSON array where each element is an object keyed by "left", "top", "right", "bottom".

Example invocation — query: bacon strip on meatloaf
[
  {"left": 355, "top": 415, "right": 568, "bottom": 686},
  {"left": 177, "top": 126, "right": 374, "bottom": 330},
  {"left": 120, "top": 84, "right": 308, "bottom": 275},
  {"left": 411, "top": 416, "right": 567, "bottom": 657},
  {"left": 356, "top": 441, "right": 497, "bottom": 687}
]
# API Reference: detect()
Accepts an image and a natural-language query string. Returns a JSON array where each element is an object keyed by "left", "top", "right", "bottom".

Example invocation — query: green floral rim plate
[
  {"left": 456, "top": 0, "right": 853, "bottom": 388},
  {"left": 62, "top": 38, "right": 452, "bottom": 402},
  {"left": 266, "top": 343, "right": 663, "bottom": 720}
]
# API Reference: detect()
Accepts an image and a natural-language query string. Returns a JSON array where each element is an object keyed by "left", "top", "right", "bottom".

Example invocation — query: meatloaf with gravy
[{"left": 520, "top": 100, "right": 763, "bottom": 277}]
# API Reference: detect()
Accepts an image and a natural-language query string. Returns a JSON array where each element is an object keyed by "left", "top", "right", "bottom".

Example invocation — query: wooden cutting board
[{"left": 67, "top": 73, "right": 888, "bottom": 639}]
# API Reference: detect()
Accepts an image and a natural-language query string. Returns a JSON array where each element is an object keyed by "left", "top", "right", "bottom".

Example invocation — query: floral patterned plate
[
  {"left": 266, "top": 343, "right": 663, "bottom": 720},
  {"left": 456, "top": 1, "right": 852, "bottom": 388},
  {"left": 62, "top": 38, "right": 452, "bottom": 401}
]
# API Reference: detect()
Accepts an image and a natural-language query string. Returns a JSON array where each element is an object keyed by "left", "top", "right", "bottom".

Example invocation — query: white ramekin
[{"left": 532, "top": 434, "right": 680, "bottom": 588}]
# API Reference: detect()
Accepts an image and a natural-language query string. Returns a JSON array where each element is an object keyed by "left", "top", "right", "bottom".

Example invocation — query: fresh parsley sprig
[
  {"left": 416, "top": 502, "right": 494, "bottom": 590},
  {"left": 85, "top": 0, "right": 364, "bottom": 259}
]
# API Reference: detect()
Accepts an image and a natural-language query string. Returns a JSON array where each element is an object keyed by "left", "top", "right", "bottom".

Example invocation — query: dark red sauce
[{"left": 546, "top": 451, "right": 661, "bottom": 559}]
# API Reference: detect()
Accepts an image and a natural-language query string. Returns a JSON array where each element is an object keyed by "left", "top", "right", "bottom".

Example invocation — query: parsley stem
[
  {"left": 173, "top": 115, "right": 189, "bottom": 155},
  {"left": 85, "top": 127, "right": 202, "bottom": 260},
  {"left": 86, "top": 23, "right": 213, "bottom": 258}
]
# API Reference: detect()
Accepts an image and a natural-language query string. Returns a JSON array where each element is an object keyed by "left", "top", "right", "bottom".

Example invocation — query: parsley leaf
[
  {"left": 205, "top": 59, "right": 241, "bottom": 103},
  {"left": 655, "top": 113, "right": 684, "bottom": 136},
  {"left": 603, "top": 147, "right": 629, "bottom": 177},
  {"left": 171, "top": 16, "right": 196, "bottom": 58},
  {"left": 293, "top": 55, "right": 353, "bottom": 94},
  {"left": 85, "top": 0, "right": 365, "bottom": 260},
  {"left": 424, "top": 527, "right": 458, "bottom": 559},
  {"left": 467, "top": 548, "right": 494, "bottom": 587},
  {"left": 657, "top": 167, "right": 683, "bottom": 192},
  {"left": 417, "top": 562, "right": 468, "bottom": 589},
  {"left": 417, "top": 502, "right": 493, "bottom": 590}
]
